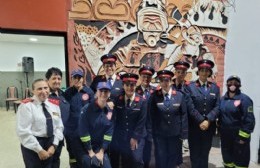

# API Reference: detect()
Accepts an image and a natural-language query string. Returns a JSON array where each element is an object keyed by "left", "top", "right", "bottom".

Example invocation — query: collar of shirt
[
  {"left": 125, "top": 93, "right": 135, "bottom": 105},
  {"left": 141, "top": 85, "right": 149, "bottom": 92},
  {"left": 162, "top": 88, "right": 172, "bottom": 99},
  {"left": 49, "top": 88, "right": 62, "bottom": 97},
  {"left": 106, "top": 73, "right": 116, "bottom": 81},
  {"left": 199, "top": 80, "right": 207, "bottom": 86},
  {"left": 32, "top": 95, "right": 49, "bottom": 107}
]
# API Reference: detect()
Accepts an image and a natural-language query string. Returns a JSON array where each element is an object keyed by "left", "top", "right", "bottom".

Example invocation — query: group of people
[{"left": 16, "top": 53, "right": 255, "bottom": 168}]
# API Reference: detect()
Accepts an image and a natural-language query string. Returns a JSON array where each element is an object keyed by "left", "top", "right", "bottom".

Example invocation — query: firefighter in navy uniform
[
  {"left": 111, "top": 73, "right": 147, "bottom": 168},
  {"left": 148, "top": 70, "right": 188, "bottom": 168},
  {"left": 45, "top": 67, "right": 70, "bottom": 168},
  {"left": 65, "top": 69, "right": 95, "bottom": 168},
  {"left": 219, "top": 75, "right": 255, "bottom": 168},
  {"left": 135, "top": 66, "right": 155, "bottom": 168},
  {"left": 16, "top": 79, "right": 64, "bottom": 168},
  {"left": 172, "top": 61, "right": 190, "bottom": 167},
  {"left": 187, "top": 59, "right": 220, "bottom": 168},
  {"left": 172, "top": 61, "right": 190, "bottom": 93},
  {"left": 79, "top": 82, "right": 114, "bottom": 168},
  {"left": 90, "top": 54, "right": 123, "bottom": 101}
]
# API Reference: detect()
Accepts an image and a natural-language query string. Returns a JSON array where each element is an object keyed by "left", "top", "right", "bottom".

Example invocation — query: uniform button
[
  {"left": 168, "top": 121, "right": 171, "bottom": 124},
  {"left": 126, "top": 116, "right": 128, "bottom": 119},
  {"left": 168, "top": 114, "right": 170, "bottom": 117},
  {"left": 167, "top": 108, "right": 169, "bottom": 111},
  {"left": 204, "top": 103, "right": 206, "bottom": 106},
  {"left": 204, "top": 109, "right": 206, "bottom": 111},
  {"left": 126, "top": 129, "right": 129, "bottom": 131},
  {"left": 126, "top": 123, "right": 129, "bottom": 125}
]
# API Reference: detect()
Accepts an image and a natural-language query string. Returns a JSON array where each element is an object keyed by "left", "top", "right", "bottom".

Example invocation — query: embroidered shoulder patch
[
  {"left": 134, "top": 96, "right": 140, "bottom": 102},
  {"left": 48, "top": 98, "right": 60, "bottom": 106},
  {"left": 21, "top": 98, "right": 33, "bottom": 104},
  {"left": 248, "top": 106, "right": 253, "bottom": 113}
]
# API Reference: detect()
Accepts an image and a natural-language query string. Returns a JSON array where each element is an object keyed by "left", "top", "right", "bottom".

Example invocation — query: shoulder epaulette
[
  {"left": 48, "top": 98, "right": 60, "bottom": 106},
  {"left": 21, "top": 98, "right": 33, "bottom": 104}
]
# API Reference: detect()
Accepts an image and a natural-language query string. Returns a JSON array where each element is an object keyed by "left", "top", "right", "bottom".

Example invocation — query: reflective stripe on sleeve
[
  {"left": 80, "top": 136, "right": 91, "bottom": 142},
  {"left": 239, "top": 130, "right": 250, "bottom": 138},
  {"left": 104, "top": 135, "right": 112, "bottom": 141}
]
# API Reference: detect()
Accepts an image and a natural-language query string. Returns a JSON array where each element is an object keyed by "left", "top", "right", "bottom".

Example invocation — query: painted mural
[{"left": 68, "top": 0, "right": 233, "bottom": 90}]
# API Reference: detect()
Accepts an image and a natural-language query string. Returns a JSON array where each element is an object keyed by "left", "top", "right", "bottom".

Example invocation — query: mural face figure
[
  {"left": 103, "top": 63, "right": 116, "bottom": 77},
  {"left": 137, "top": 0, "right": 168, "bottom": 47}
]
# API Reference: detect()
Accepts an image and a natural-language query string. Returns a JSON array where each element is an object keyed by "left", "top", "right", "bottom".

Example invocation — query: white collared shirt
[
  {"left": 199, "top": 80, "right": 207, "bottom": 86},
  {"left": 16, "top": 96, "right": 64, "bottom": 153},
  {"left": 106, "top": 74, "right": 116, "bottom": 86},
  {"left": 162, "top": 88, "right": 172, "bottom": 100},
  {"left": 141, "top": 85, "right": 149, "bottom": 92},
  {"left": 125, "top": 93, "right": 135, "bottom": 107}
]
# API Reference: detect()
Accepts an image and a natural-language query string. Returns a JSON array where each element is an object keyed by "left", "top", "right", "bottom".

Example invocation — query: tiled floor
[{"left": 1, "top": 107, "right": 259, "bottom": 168}]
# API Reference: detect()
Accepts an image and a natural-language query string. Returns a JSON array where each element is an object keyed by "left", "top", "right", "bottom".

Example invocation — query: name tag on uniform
[
  {"left": 115, "top": 88, "right": 120, "bottom": 90},
  {"left": 117, "top": 106, "right": 123, "bottom": 109},
  {"left": 210, "top": 93, "right": 216, "bottom": 96},
  {"left": 173, "top": 103, "right": 180, "bottom": 107},
  {"left": 52, "top": 112, "right": 60, "bottom": 117},
  {"left": 157, "top": 103, "right": 164, "bottom": 106},
  {"left": 133, "top": 108, "right": 140, "bottom": 111}
]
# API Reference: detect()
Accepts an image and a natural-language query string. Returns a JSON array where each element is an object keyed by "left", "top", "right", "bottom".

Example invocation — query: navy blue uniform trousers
[
  {"left": 21, "top": 137, "right": 53, "bottom": 168},
  {"left": 220, "top": 128, "right": 250, "bottom": 168},
  {"left": 188, "top": 127, "right": 214, "bottom": 168},
  {"left": 153, "top": 135, "right": 180, "bottom": 168}
]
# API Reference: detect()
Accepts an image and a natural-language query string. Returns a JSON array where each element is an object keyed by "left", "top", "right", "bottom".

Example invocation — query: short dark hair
[
  {"left": 45, "top": 67, "right": 62, "bottom": 79},
  {"left": 32, "top": 79, "right": 46, "bottom": 90}
]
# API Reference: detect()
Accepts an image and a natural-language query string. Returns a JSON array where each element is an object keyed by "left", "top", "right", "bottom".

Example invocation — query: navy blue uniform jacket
[{"left": 79, "top": 101, "right": 114, "bottom": 151}]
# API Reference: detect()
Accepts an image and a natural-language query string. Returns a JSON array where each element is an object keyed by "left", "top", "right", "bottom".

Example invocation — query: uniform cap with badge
[
  {"left": 197, "top": 59, "right": 214, "bottom": 76},
  {"left": 197, "top": 59, "right": 214, "bottom": 69},
  {"left": 173, "top": 61, "right": 190, "bottom": 70},
  {"left": 101, "top": 54, "right": 117, "bottom": 64},
  {"left": 120, "top": 73, "right": 139, "bottom": 84},
  {"left": 139, "top": 66, "right": 155, "bottom": 76},
  {"left": 157, "top": 70, "right": 174, "bottom": 81}
]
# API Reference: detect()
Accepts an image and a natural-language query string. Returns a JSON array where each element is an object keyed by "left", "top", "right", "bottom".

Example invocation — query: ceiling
[{"left": 0, "top": 33, "right": 64, "bottom": 45}]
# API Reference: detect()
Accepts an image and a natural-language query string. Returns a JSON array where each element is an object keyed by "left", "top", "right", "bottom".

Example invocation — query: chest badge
[
  {"left": 82, "top": 94, "right": 89, "bottom": 101},
  {"left": 234, "top": 100, "right": 241, "bottom": 107},
  {"left": 106, "top": 111, "right": 112, "bottom": 120}
]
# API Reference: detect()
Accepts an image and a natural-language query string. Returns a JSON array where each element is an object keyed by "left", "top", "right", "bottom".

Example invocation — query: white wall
[
  {"left": 0, "top": 41, "right": 65, "bottom": 71},
  {"left": 225, "top": 0, "right": 260, "bottom": 163}
]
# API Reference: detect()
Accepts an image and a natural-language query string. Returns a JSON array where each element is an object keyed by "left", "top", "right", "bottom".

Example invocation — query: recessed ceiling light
[{"left": 29, "top": 37, "right": 38, "bottom": 42}]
